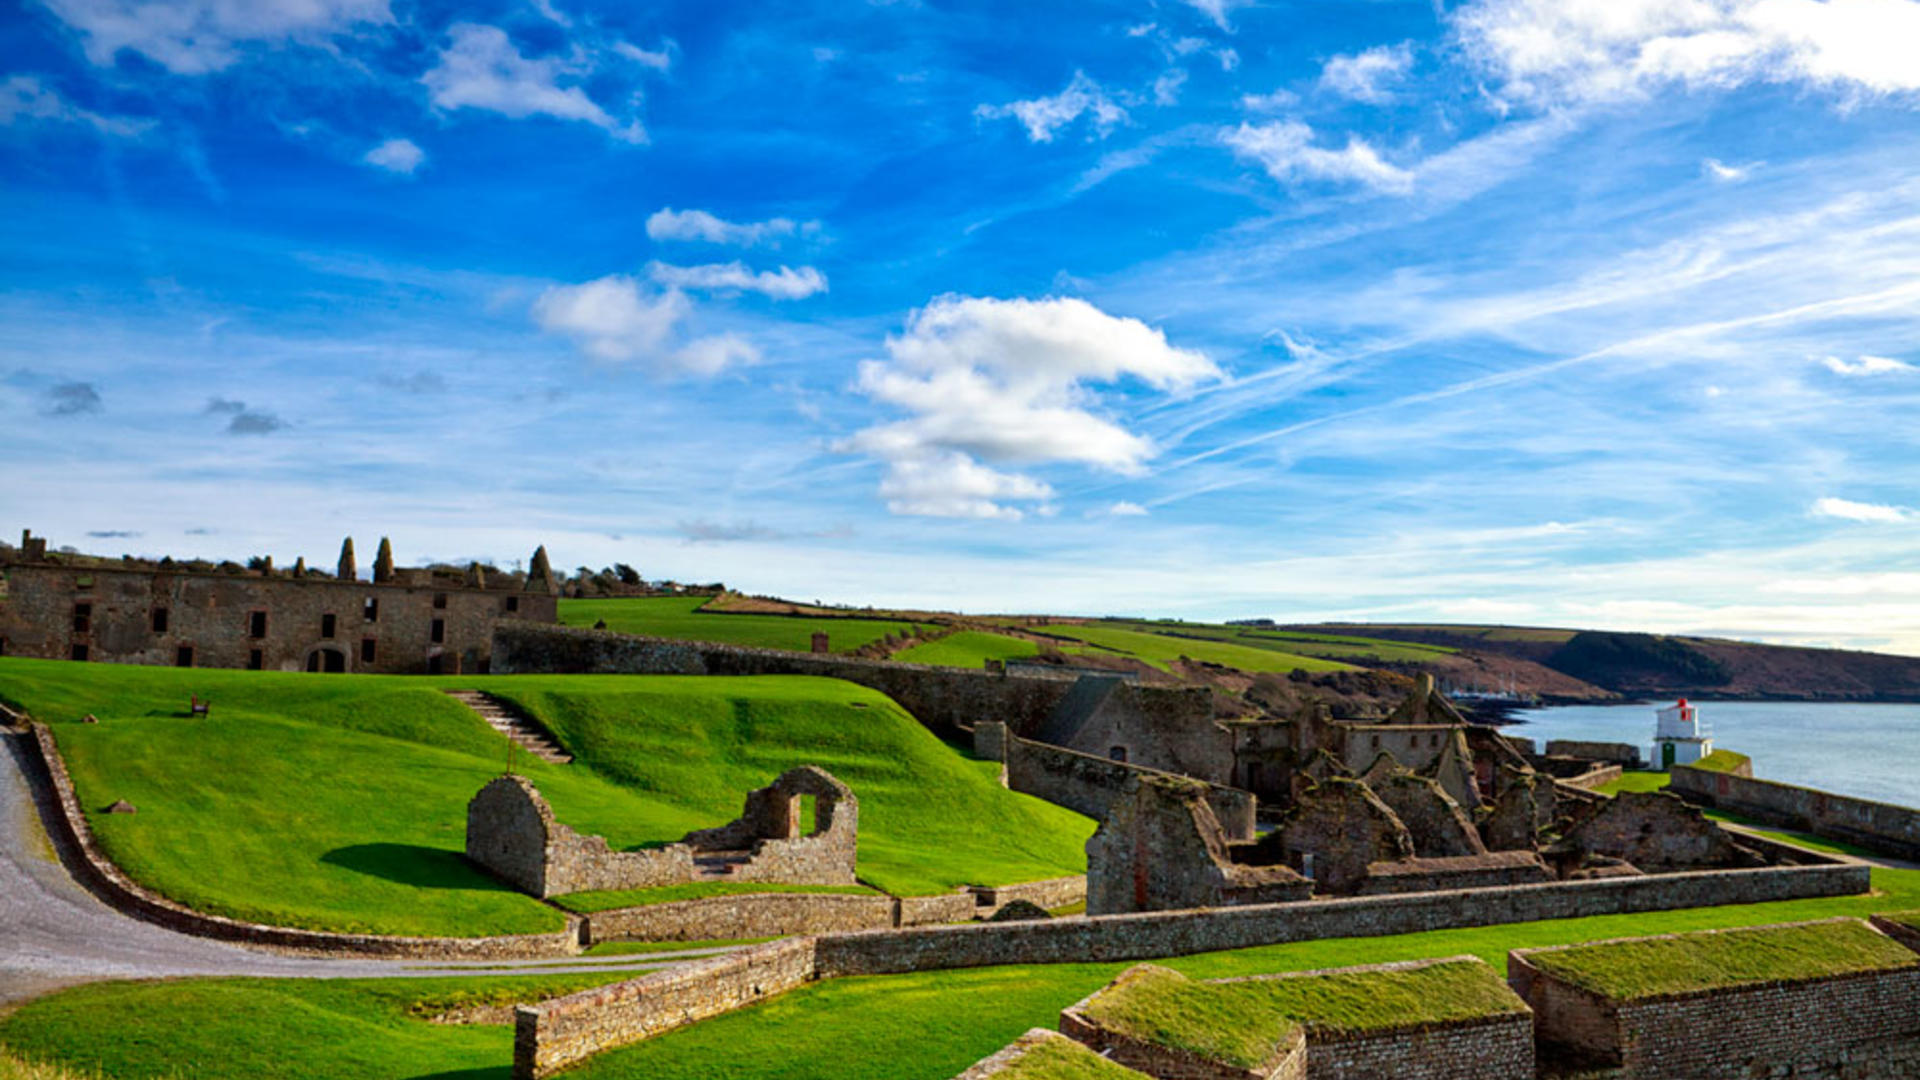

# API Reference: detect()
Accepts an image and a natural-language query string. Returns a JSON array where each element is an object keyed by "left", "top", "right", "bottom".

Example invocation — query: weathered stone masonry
[{"left": 1671, "top": 762, "right": 1920, "bottom": 861}]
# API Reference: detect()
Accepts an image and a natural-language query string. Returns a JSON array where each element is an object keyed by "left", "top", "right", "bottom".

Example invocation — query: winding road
[{"left": 0, "top": 730, "right": 723, "bottom": 1006}]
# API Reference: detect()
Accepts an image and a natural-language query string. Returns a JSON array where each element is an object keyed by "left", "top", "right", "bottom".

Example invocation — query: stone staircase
[{"left": 445, "top": 690, "right": 573, "bottom": 765}]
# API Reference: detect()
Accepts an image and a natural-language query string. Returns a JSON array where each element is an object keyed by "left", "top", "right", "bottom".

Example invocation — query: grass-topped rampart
[
  {"left": 0, "top": 657, "right": 1090, "bottom": 936},
  {"left": 983, "top": 1036, "right": 1143, "bottom": 1079},
  {"left": 1520, "top": 918, "right": 1918, "bottom": 1000},
  {"left": 1687, "top": 748, "right": 1752, "bottom": 773}
]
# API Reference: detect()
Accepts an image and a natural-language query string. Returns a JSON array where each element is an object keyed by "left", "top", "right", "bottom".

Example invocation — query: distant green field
[
  {"left": 1026, "top": 623, "right": 1355, "bottom": 675},
  {"left": 560, "top": 596, "right": 917, "bottom": 653},
  {"left": 895, "top": 631, "right": 1040, "bottom": 668},
  {"left": 10, "top": 862, "right": 1920, "bottom": 1080},
  {"left": 1104, "top": 621, "right": 1457, "bottom": 664},
  {"left": 0, "top": 658, "right": 1091, "bottom": 934}
]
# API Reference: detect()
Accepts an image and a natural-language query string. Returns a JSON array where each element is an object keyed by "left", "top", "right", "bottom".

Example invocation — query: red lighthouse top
[{"left": 1677, "top": 698, "right": 1688, "bottom": 708}]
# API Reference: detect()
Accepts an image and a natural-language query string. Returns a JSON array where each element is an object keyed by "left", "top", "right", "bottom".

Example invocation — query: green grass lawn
[
  {"left": 559, "top": 596, "right": 917, "bottom": 653},
  {"left": 15, "top": 863, "right": 1918, "bottom": 1080},
  {"left": 1521, "top": 918, "right": 1917, "bottom": 999},
  {"left": 1024, "top": 624, "right": 1355, "bottom": 675},
  {"left": 1075, "top": 965, "right": 1304, "bottom": 1069},
  {"left": 986, "top": 1037, "right": 1142, "bottom": 1080},
  {"left": 1595, "top": 770, "right": 1671, "bottom": 795},
  {"left": 0, "top": 658, "right": 1091, "bottom": 933},
  {"left": 552, "top": 882, "right": 878, "bottom": 914},
  {"left": 894, "top": 631, "right": 1040, "bottom": 668},
  {"left": 1689, "top": 749, "right": 1753, "bottom": 774}
]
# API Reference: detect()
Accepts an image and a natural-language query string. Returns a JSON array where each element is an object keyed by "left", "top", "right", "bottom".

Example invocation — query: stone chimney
[{"left": 337, "top": 537, "right": 356, "bottom": 581}]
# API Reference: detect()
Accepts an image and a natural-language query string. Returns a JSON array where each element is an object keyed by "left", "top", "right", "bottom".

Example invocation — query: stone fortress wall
[
  {"left": 1670, "top": 761, "right": 1920, "bottom": 861},
  {"left": 1, "top": 531, "right": 557, "bottom": 675},
  {"left": 975, "top": 721, "right": 1257, "bottom": 841},
  {"left": 467, "top": 767, "right": 857, "bottom": 898}
]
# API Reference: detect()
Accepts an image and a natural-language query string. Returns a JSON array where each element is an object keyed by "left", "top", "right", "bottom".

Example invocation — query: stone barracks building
[{"left": 0, "top": 530, "right": 558, "bottom": 675}]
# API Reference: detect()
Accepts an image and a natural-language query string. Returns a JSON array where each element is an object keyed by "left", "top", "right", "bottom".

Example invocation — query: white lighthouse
[{"left": 1653, "top": 698, "right": 1713, "bottom": 769}]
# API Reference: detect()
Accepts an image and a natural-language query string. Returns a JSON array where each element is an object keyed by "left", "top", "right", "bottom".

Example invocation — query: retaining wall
[
  {"left": 21, "top": 724, "right": 581, "bottom": 959},
  {"left": 986, "top": 723, "right": 1257, "bottom": 841},
  {"left": 492, "top": 623, "right": 1078, "bottom": 736},
  {"left": 1670, "top": 764, "right": 1920, "bottom": 860},
  {"left": 1544, "top": 740, "right": 1644, "bottom": 769},
  {"left": 584, "top": 893, "right": 897, "bottom": 942},
  {"left": 973, "top": 876, "right": 1086, "bottom": 914}
]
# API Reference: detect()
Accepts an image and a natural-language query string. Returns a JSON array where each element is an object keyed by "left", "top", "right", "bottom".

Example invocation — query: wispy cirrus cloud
[
  {"left": 645, "top": 208, "right": 817, "bottom": 247},
  {"left": 1812, "top": 497, "right": 1913, "bottom": 523},
  {"left": 647, "top": 262, "right": 827, "bottom": 300},
  {"left": 38, "top": 0, "right": 390, "bottom": 75},
  {"left": 0, "top": 74, "right": 152, "bottom": 136},
  {"left": 1223, "top": 120, "right": 1413, "bottom": 193},
  {"left": 1320, "top": 42, "right": 1414, "bottom": 104},
  {"left": 976, "top": 71, "right": 1127, "bottom": 143},
  {"left": 1822, "top": 354, "right": 1914, "bottom": 376},
  {"left": 423, "top": 23, "right": 645, "bottom": 143}
]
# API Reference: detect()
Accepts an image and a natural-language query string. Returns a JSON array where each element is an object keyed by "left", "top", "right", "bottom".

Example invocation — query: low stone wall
[
  {"left": 1307, "top": 1015, "right": 1532, "bottom": 1080},
  {"left": 22, "top": 724, "right": 581, "bottom": 959},
  {"left": 1509, "top": 923, "right": 1920, "bottom": 1077},
  {"left": 1544, "top": 740, "right": 1644, "bottom": 769},
  {"left": 991, "top": 725, "right": 1256, "bottom": 841},
  {"left": 1556, "top": 763, "right": 1623, "bottom": 791},
  {"left": 1670, "top": 764, "right": 1920, "bottom": 860},
  {"left": 973, "top": 876, "right": 1086, "bottom": 914},
  {"left": 1356, "top": 852, "right": 1552, "bottom": 896},
  {"left": 515, "top": 937, "right": 818, "bottom": 1078},
  {"left": 585, "top": 893, "right": 897, "bottom": 943},
  {"left": 492, "top": 623, "right": 1079, "bottom": 737},
  {"left": 812, "top": 859, "right": 1865, "bottom": 978}
]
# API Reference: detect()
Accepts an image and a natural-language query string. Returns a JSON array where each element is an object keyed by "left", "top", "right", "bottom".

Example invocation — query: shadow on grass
[
  {"left": 320, "top": 843, "right": 504, "bottom": 891},
  {"left": 405, "top": 1070, "right": 510, "bottom": 1079}
]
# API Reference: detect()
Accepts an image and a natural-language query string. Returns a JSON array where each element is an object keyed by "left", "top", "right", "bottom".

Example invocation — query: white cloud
[
  {"left": 1702, "top": 157, "right": 1752, "bottom": 181},
  {"left": 647, "top": 261, "right": 827, "bottom": 300},
  {"left": 1152, "top": 68, "right": 1188, "bottom": 107},
  {"left": 976, "top": 72, "right": 1127, "bottom": 143},
  {"left": 362, "top": 137, "right": 424, "bottom": 174},
  {"left": 674, "top": 334, "right": 761, "bottom": 376},
  {"left": 1107, "top": 501, "right": 1150, "bottom": 517},
  {"left": 1240, "top": 88, "right": 1299, "bottom": 112},
  {"left": 1454, "top": 0, "right": 1920, "bottom": 110},
  {"left": 1812, "top": 496, "right": 1914, "bottom": 523},
  {"left": 840, "top": 296, "right": 1219, "bottom": 519},
  {"left": 1320, "top": 42, "right": 1415, "bottom": 104},
  {"left": 40, "top": 0, "right": 389, "bottom": 74},
  {"left": 1223, "top": 120, "right": 1414, "bottom": 194},
  {"left": 612, "top": 41, "right": 672, "bottom": 71},
  {"left": 423, "top": 23, "right": 643, "bottom": 143},
  {"left": 645, "top": 208, "right": 813, "bottom": 246},
  {"left": 0, "top": 74, "right": 151, "bottom": 137},
  {"left": 1217, "top": 48, "right": 1240, "bottom": 72},
  {"left": 1822, "top": 353, "right": 1914, "bottom": 376},
  {"left": 532, "top": 275, "right": 762, "bottom": 375},
  {"left": 1182, "top": 0, "right": 1248, "bottom": 32}
]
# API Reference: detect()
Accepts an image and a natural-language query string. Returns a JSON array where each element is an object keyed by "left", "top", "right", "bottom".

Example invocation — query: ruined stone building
[{"left": 0, "top": 531, "right": 557, "bottom": 674}]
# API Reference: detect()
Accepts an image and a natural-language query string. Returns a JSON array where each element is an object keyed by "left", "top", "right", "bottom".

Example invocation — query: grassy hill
[
  {"left": 1014, "top": 623, "right": 1357, "bottom": 675},
  {"left": 894, "top": 631, "right": 1040, "bottom": 668},
  {"left": 0, "top": 658, "right": 1091, "bottom": 935},
  {"left": 559, "top": 596, "right": 918, "bottom": 654}
]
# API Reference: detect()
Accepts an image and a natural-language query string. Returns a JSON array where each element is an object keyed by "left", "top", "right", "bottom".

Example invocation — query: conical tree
[
  {"left": 373, "top": 537, "right": 395, "bottom": 583},
  {"left": 337, "top": 538, "right": 356, "bottom": 581},
  {"left": 527, "top": 545, "right": 553, "bottom": 592}
]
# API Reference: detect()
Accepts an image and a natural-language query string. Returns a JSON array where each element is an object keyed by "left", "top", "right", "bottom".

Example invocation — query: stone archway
[{"left": 305, "top": 646, "right": 348, "bottom": 673}]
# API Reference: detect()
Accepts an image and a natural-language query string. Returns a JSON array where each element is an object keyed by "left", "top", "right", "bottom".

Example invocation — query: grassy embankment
[
  {"left": 1522, "top": 918, "right": 1917, "bottom": 999},
  {"left": 10, "top": 857, "right": 1920, "bottom": 1080},
  {"left": 894, "top": 630, "right": 1041, "bottom": 668},
  {"left": 1098, "top": 620, "right": 1459, "bottom": 665},
  {"left": 559, "top": 596, "right": 917, "bottom": 653},
  {"left": 0, "top": 657, "right": 1091, "bottom": 934},
  {"left": 1010, "top": 622, "right": 1357, "bottom": 675}
]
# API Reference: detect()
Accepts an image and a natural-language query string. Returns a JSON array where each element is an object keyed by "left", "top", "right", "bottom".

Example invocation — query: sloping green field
[
  {"left": 559, "top": 596, "right": 916, "bottom": 653},
  {"left": 0, "top": 658, "right": 1090, "bottom": 935},
  {"left": 1023, "top": 623, "right": 1356, "bottom": 674},
  {"left": 894, "top": 630, "right": 1040, "bottom": 668}
]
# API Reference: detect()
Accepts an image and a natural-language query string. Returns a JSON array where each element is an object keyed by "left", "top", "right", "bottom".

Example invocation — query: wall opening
[
  {"left": 1109, "top": 746, "right": 1129, "bottom": 763},
  {"left": 248, "top": 610, "right": 268, "bottom": 638},
  {"left": 151, "top": 607, "right": 169, "bottom": 633},
  {"left": 426, "top": 654, "right": 444, "bottom": 675},
  {"left": 505, "top": 596, "right": 520, "bottom": 613},
  {"left": 321, "top": 613, "right": 336, "bottom": 639},
  {"left": 361, "top": 637, "right": 376, "bottom": 664},
  {"left": 247, "top": 649, "right": 263, "bottom": 671},
  {"left": 71, "top": 603, "right": 91, "bottom": 633},
  {"left": 306, "top": 648, "right": 346, "bottom": 674},
  {"left": 70, "top": 643, "right": 88, "bottom": 662},
  {"left": 431, "top": 618, "right": 446, "bottom": 644},
  {"left": 363, "top": 597, "right": 378, "bottom": 622},
  {"left": 175, "top": 645, "right": 194, "bottom": 668},
  {"left": 433, "top": 592, "right": 448, "bottom": 610}
]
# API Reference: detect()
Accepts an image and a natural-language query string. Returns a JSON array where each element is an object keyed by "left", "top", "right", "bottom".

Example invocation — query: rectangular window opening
[
  {"left": 321, "top": 613, "right": 337, "bottom": 639},
  {"left": 72, "top": 603, "right": 91, "bottom": 633},
  {"left": 432, "top": 592, "right": 448, "bottom": 610},
  {"left": 248, "top": 611, "right": 268, "bottom": 639},
  {"left": 363, "top": 597, "right": 378, "bottom": 622},
  {"left": 430, "top": 618, "right": 446, "bottom": 644},
  {"left": 247, "top": 649, "right": 263, "bottom": 671},
  {"left": 151, "top": 607, "right": 169, "bottom": 633},
  {"left": 70, "top": 643, "right": 89, "bottom": 662},
  {"left": 360, "top": 637, "right": 376, "bottom": 664},
  {"left": 175, "top": 645, "right": 194, "bottom": 668},
  {"left": 505, "top": 596, "right": 519, "bottom": 613}
]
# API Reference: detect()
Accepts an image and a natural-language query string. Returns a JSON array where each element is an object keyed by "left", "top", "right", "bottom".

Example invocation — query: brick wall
[
  {"left": 515, "top": 937, "right": 819, "bottom": 1079},
  {"left": 492, "top": 623, "right": 1079, "bottom": 736},
  {"left": 1671, "top": 764, "right": 1920, "bottom": 861}
]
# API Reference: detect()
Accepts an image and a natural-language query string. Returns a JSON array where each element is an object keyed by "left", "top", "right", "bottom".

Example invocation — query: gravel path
[{"left": 0, "top": 730, "right": 720, "bottom": 1006}]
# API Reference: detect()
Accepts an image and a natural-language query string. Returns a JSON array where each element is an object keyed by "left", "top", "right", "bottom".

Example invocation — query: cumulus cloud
[
  {"left": 40, "top": 0, "right": 389, "bottom": 75},
  {"left": 1223, "top": 120, "right": 1414, "bottom": 194},
  {"left": 362, "top": 137, "right": 424, "bottom": 174},
  {"left": 45, "top": 381, "right": 102, "bottom": 415},
  {"left": 840, "top": 296, "right": 1219, "bottom": 520},
  {"left": 1453, "top": 0, "right": 1920, "bottom": 110},
  {"left": 1320, "top": 42, "right": 1414, "bottom": 103},
  {"left": 1822, "top": 354, "right": 1914, "bottom": 376},
  {"left": 423, "top": 23, "right": 643, "bottom": 143},
  {"left": 1812, "top": 496, "right": 1913, "bottom": 523},
  {"left": 645, "top": 208, "right": 815, "bottom": 246},
  {"left": 647, "top": 261, "right": 827, "bottom": 300},
  {"left": 976, "top": 72, "right": 1128, "bottom": 143},
  {"left": 0, "top": 75, "right": 151, "bottom": 137},
  {"left": 531, "top": 275, "right": 758, "bottom": 376}
]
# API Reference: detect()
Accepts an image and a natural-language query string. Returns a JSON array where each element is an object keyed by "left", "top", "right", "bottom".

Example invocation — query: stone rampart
[
  {"left": 492, "top": 622, "right": 1079, "bottom": 736},
  {"left": 1509, "top": 921, "right": 1920, "bottom": 1077},
  {"left": 22, "top": 725, "right": 580, "bottom": 959},
  {"left": 584, "top": 893, "right": 896, "bottom": 942},
  {"left": 515, "top": 937, "right": 819, "bottom": 1078},
  {"left": 1544, "top": 740, "right": 1644, "bottom": 769},
  {"left": 991, "top": 726, "right": 1256, "bottom": 841},
  {"left": 972, "top": 876, "right": 1086, "bottom": 914},
  {"left": 1670, "top": 764, "right": 1920, "bottom": 860}
]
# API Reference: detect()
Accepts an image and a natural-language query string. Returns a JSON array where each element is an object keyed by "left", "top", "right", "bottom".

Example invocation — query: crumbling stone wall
[
  {"left": 467, "top": 768, "right": 857, "bottom": 899},
  {"left": 1545, "top": 739, "right": 1644, "bottom": 769},
  {"left": 1368, "top": 769, "right": 1486, "bottom": 858},
  {"left": 1356, "top": 851, "right": 1554, "bottom": 895},
  {"left": 1032, "top": 677, "right": 1236, "bottom": 787},
  {"left": 1252, "top": 778, "right": 1415, "bottom": 894},
  {"left": 1671, "top": 764, "right": 1920, "bottom": 861},
  {"left": 986, "top": 723, "right": 1256, "bottom": 841},
  {"left": 1086, "top": 776, "right": 1310, "bottom": 915},
  {"left": 1482, "top": 767, "right": 1555, "bottom": 852},
  {"left": 1562, "top": 790, "right": 1756, "bottom": 871}
]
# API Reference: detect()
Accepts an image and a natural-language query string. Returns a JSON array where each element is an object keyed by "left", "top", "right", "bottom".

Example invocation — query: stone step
[{"left": 444, "top": 690, "right": 573, "bottom": 764}]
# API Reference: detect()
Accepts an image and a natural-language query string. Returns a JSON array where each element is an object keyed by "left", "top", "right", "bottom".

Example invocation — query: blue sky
[{"left": 5, "top": 0, "right": 1920, "bottom": 652}]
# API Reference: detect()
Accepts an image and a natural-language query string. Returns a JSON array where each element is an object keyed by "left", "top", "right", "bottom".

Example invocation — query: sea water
[{"left": 1505, "top": 701, "right": 1920, "bottom": 809}]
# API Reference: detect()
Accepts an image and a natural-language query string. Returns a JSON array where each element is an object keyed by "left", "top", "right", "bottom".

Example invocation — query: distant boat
[{"left": 1653, "top": 697, "right": 1714, "bottom": 768}]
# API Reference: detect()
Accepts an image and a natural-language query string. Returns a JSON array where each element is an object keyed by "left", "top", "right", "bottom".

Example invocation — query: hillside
[
  {"left": 0, "top": 659, "right": 1092, "bottom": 936},
  {"left": 1287, "top": 623, "right": 1920, "bottom": 702}
]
